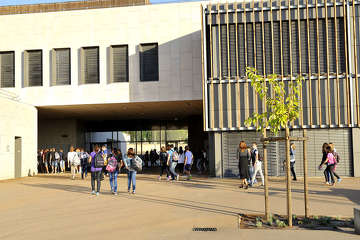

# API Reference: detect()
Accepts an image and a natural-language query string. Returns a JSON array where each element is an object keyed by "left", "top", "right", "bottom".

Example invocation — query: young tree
[{"left": 245, "top": 67, "right": 303, "bottom": 227}]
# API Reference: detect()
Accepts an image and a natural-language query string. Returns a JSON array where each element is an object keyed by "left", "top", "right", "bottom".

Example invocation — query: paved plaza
[{"left": 0, "top": 173, "right": 359, "bottom": 240}]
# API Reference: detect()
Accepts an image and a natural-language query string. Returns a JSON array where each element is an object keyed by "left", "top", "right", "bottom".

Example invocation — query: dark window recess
[
  {"left": 237, "top": 23, "right": 246, "bottom": 77},
  {"left": 0, "top": 51, "right": 15, "bottom": 88},
  {"left": 140, "top": 43, "right": 159, "bottom": 82},
  {"left": 273, "top": 21, "right": 282, "bottom": 75},
  {"left": 291, "top": 21, "right": 300, "bottom": 75},
  {"left": 300, "top": 20, "right": 309, "bottom": 74},
  {"left": 220, "top": 24, "right": 228, "bottom": 78},
  {"left": 229, "top": 24, "right": 237, "bottom": 77},
  {"left": 318, "top": 19, "right": 327, "bottom": 73},
  {"left": 246, "top": 23, "right": 255, "bottom": 68},
  {"left": 83, "top": 47, "right": 99, "bottom": 84},
  {"left": 54, "top": 48, "right": 71, "bottom": 85},
  {"left": 264, "top": 22, "right": 273, "bottom": 75},
  {"left": 27, "top": 50, "right": 42, "bottom": 87},
  {"left": 255, "top": 22, "right": 263, "bottom": 75},
  {"left": 282, "top": 21, "right": 290, "bottom": 76},
  {"left": 309, "top": 19, "right": 319, "bottom": 74},
  {"left": 112, "top": 45, "right": 128, "bottom": 82}
]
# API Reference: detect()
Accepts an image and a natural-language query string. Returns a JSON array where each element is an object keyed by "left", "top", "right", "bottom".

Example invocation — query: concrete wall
[
  {"left": 0, "top": 96, "right": 37, "bottom": 180},
  {"left": 0, "top": 2, "right": 202, "bottom": 106}
]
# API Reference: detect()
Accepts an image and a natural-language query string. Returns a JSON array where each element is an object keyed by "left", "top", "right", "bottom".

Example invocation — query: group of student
[
  {"left": 237, "top": 141, "right": 342, "bottom": 189},
  {"left": 158, "top": 145, "right": 194, "bottom": 181},
  {"left": 38, "top": 148, "right": 66, "bottom": 174}
]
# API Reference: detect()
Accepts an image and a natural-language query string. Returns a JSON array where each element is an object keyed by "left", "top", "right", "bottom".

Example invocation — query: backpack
[
  {"left": 251, "top": 149, "right": 262, "bottom": 163},
  {"left": 106, "top": 156, "right": 118, "bottom": 173},
  {"left": 327, "top": 153, "right": 336, "bottom": 165},
  {"left": 333, "top": 152, "right": 340, "bottom": 163},
  {"left": 71, "top": 153, "right": 81, "bottom": 166},
  {"left": 94, "top": 152, "right": 105, "bottom": 168},
  {"left": 172, "top": 151, "right": 179, "bottom": 161},
  {"left": 130, "top": 156, "right": 143, "bottom": 172},
  {"left": 55, "top": 152, "right": 60, "bottom": 160}
]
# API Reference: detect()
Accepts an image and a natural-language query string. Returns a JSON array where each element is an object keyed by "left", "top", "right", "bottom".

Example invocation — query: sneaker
[
  {"left": 114, "top": 192, "right": 118, "bottom": 196},
  {"left": 325, "top": 182, "right": 330, "bottom": 185},
  {"left": 132, "top": 191, "right": 135, "bottom": 194},
  {"left": 158, "top": 176, "right": 161, "bottom": 181},
  {"left": 176, "top": 175, "right": 179, "bottom": 181},
  {"left": 91, "top": 191, "right": 96, "bottom": 195},
  {"left": 96, "top": 192, "right": 99, "bottom": 196},
  {"left": 337, "top": 178, "right": 342, "bottom": 183},
  {"left": 128, "top": 189, "right": 130, "bottom": 193}
]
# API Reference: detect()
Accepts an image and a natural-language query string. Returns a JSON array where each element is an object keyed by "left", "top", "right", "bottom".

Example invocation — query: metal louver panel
[
  {"left": 112, "top": 45, "right": 128, "bottom": 82},
  {"left": 300, "top": 20, "right": 309, "bottom": 73},
  {"left": 237, "top": 23, "right": 246, "bottom": 77},
  {"left": 229, "top": 24, "right": 237, "bottom": 77},
  {"left": 291, "top": 21, "right": 300, "bottom": 75},
  {"left": 83, "top": 47, "right": 99, "bottom": 84},
  {"left": 246, "top": 23, "right": 255, "bottom": 68},
  {"left": 255, "top": 22, "right": 263, "bottom": 75},
  {"left": 27, "top": 50, "right": 42, "bottom": 87},
  {"left": 264, "top": 22, "right": 273, "bottom": 75},
  {"left": 309, "top": 19, "right": 318, "bottom": 74},
  {"left": 140, "top": 43, "right": 159, "bottom": 82},
  {"left": 337, "top": 18, "right": 346, "bottom": 73},
  {"left": 220, "top": 24, "right": 228, "bottom": 78},
  {"left": 0, "top": 51, "right": 15, "bottom": 88},
  {"left": 273, "top": 21, "right": 282, "bottom": 75},
  {"left": 327, "top": 18, "right": 336, "bottom": 74},
  {"left": 55, "top": 49, "right": 70, "bottom": 85},
  {"left": 282, "top": 21, "right": 290, "bottom": 76},
  {"left": 318, "top": 19, "right": 327, "bottom": 74}
]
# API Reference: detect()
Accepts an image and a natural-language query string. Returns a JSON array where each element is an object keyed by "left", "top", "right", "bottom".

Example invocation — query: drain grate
[{"left": 192, "top": 227, "right": 217, "bottom": 232}]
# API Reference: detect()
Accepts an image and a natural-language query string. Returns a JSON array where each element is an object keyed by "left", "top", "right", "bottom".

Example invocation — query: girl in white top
[{"left": 67, "top": 146, "right": 80, "bottom": 180}]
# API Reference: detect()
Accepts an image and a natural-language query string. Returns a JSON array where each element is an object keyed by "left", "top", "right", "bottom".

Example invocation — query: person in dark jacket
[
  {"left": 158, "top": 146, "right": 169, "bottom": 180},
  {"left": 237, "top": 141, "right": 250, "bottom": 189}
]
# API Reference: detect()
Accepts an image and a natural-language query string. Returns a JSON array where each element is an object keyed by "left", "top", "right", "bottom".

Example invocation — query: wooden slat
[
  {"left": 343, "top": 0, "right": 350, "bottom": 125},
  {"left": 325, "top": 0, "right": 331, "bottom": 126},
  {"left": 226, "top": 3, "right": 233, "bottom": 128},
  {"left": 334, "top": 0, "right": 341, "bottom": 126},
  {"left": 252, "top": 0, "right": 258, "bottom": 123},
  {"left": 352, "top": 0, "right": 360, "bottom": 126},
  {"left": 306, "top": 0, "right": 313, "bottom": 126},
  {"left": 261, "top": 0, "right": 266, "bottom": 116},
  {"left": 243, "top": 0, "right": 250, "bottom": 122},
  {"left": 218, "top": 3, "right": 224, "bottom": 129},
  {"left": 270, "top": 0, "right": 275, "bottom": 75},
  {"left": 288, "top": 0, "right": 293, "bottom": 127},
  {"left": 315, "top": 0, "right": 322, "bottom": 126},
  {"left": 201, "top": 5, "right": 206, "bottom": 130},
  {"left": 279, "top": 0, "right": 284, "bottom": 80},
  {"left": 209, "top": 4, "right": 215, "bottom": 129},
  {"left": 298, "top": 0, "right": 303, "bottom": 126},
  {"left": 235, "top": 2, "right": 241, "bottom": 128}
]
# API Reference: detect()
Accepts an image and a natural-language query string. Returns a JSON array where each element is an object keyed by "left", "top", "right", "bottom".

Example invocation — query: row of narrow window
[
  {"left": 207, "top": 18, "right": 347, "bottom": 79},
  {"left": 0, "top": 43, "right": 159, "bottom": 88}
]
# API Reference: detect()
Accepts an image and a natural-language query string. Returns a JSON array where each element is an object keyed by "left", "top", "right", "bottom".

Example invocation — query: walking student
[
  {"left": 177, "top": 146, "right": 185, "bottom": 174},
  {"left": 68, "top": 146, "right": 80, "bottom": 180},
  {"left": 328, "top": 143, "right": 342, "bottom": 184},
  {"left": 124, "top": 148, "right": 142, "bottom": 194},
  {"left": 158, "top": 146, "right": 169, "bottom": 180},
  {"left": 250, "top": 143, "right": 264, "bottom": 186},
  {"left": 106, "top": 154, "right": 120, "bottom": 195},
  {"left": 59, "top": 149, "right": 65, "bottom": 173},
  {"left": 320, "top": 143, "right": 331, "bottom": 184},
  {"left": 237, "top": 141, "right": 250, "bottom": 189},
  {"left": 80, "top": 148, "right": 90, "bottom": 179},
  {"left": 290, "top": 143, "right": 297, "bottom": 181},
  {"left": 184, "top": 146, "right": 193, "bottom": 180},
  {"left": 319, "top": 145, "right": 339, "bottom": 186},
  {"left": 167, "top": 144, "right": 179, "bottom": 181},
  {"left": 90, "top": 145, "right": 105, "bottom": 196}
]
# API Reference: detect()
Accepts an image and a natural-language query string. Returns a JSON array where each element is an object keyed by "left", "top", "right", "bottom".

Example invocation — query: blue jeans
[
  {"left": 109, "top": 171, "right": 118, "bottom": 192},
  {"left": 127, "top": 171, "right": 136, "bottom": 191},
  {"left": 81, "top": 164, "right": 88, "bottom": 179},
  {"left": 170, "top": 161, "right": 178, "bottom": 179}
]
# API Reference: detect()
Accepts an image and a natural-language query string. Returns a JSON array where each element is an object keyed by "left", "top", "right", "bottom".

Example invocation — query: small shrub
[
  {"left": 297, "top": 220, "right": 303, "bottom": 225},
  {"left": 292, "top": 214, "right": 297, "bottom": 220},
  {"left": 335, "top": 216, "right": 340, "bottom": 221},
  {"left": 313, "top": 215, "right": 319, "bottom": 220},
  {"left": 256, "top": 220, "right": 263, "bottom": 228},
  {"left": 275, "top": 219, "right": 287, "bottom": 228}
]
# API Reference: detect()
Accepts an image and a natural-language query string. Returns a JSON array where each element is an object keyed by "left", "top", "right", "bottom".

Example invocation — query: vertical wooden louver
[
  {"left": 203, "top": 1, "right": 353, "bottom": 131},
  {"left": 0, "top": 51, "right": 15, "bottom": 88},
  {"left": 24, "top": 50, "right": 42, "bottom": 87},
  {"left": 52, "top": 48, "right": 70, "bottom": 86},
  {"left": 81, "top": 47, "right": 99, "bottom": 84},
  {"left": 111, "top": 45, "right": 128, "bottom": 83},
  {"left": 140, "top": 43, "right": 159, "bottom": 82}
]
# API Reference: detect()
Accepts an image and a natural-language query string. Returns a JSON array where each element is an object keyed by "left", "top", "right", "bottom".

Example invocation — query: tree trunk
[
  {"left": 303, "top": 129, "right": 309, "bottom": 218},
  {"left": 285, "top": 127, "right": 292, "bottom": 227},
  {"left": 263, "top": 128, "right": 270, "bottom": 220}
]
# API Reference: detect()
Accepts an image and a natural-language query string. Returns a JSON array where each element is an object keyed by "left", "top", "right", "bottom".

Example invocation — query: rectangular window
[
  {"left": 110, "top": 45, "right": 128, "bottom": 83},
  {"left": 81, "top": 47, "right": 99, "bottom": 84},
  {"left": 140, "top": 43, "right": 159, "bottom": 82},
  {"left": 24, "top": 50, "right": 42, "bottom": 87},
  {"left": 0, "top": 51, "right": 15, "bottom": 88},
  {"left": 52, "top": 48, "right": 71, "bottom": 86}
]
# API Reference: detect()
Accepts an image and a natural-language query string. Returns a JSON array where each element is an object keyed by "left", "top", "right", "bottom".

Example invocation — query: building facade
[{"left": 201, "top": 0, "right": 360, "bottom": 177}]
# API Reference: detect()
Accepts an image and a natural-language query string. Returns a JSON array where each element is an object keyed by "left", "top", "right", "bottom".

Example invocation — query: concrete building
[{"left": 0, "top": 90, "right": 37, "bottom": 180}]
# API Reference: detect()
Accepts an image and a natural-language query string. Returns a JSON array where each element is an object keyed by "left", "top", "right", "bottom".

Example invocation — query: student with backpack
[
  {"left": 80, "top": 148, "right": 90, "bottom": 179},
  {"left": 328, "top": 143, "right": 342, "bottom": 184},
  {"left": 90, "top": 145, "right": 105, "bottom": 196},
  {"left": 59, "top": 149, "right": 65, "bottom": 173},
  {"left": 184, "top": 146, "right": 193, "bottom": 180},
  {"left": 106, "top": 154, "right": 121, "bottom": 195},
  {"left": 158, "top": 146, "right": 169, "bottom": 180},
  {"left": 250, "top": 143, "right": 264, "bottom": 186},
  {"left": 290, "top": 143, "right": 297, "bottom": 181},
  {"left": 167, "top": 144, "right": 179, "bottom": 181},
  {"left": 123, "top": 148, "right": 142, "bottom": 194},
  {"left": 67, "top": 146, "right": 80, "bottom": 180},
  {"left": 319, "top": 145, "right": 340, "bottom": 186}
]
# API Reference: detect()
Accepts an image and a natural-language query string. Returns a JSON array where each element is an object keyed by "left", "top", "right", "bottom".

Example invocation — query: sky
[{"left": 0, "top": 0, "right": 198, "bottom": 6}]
